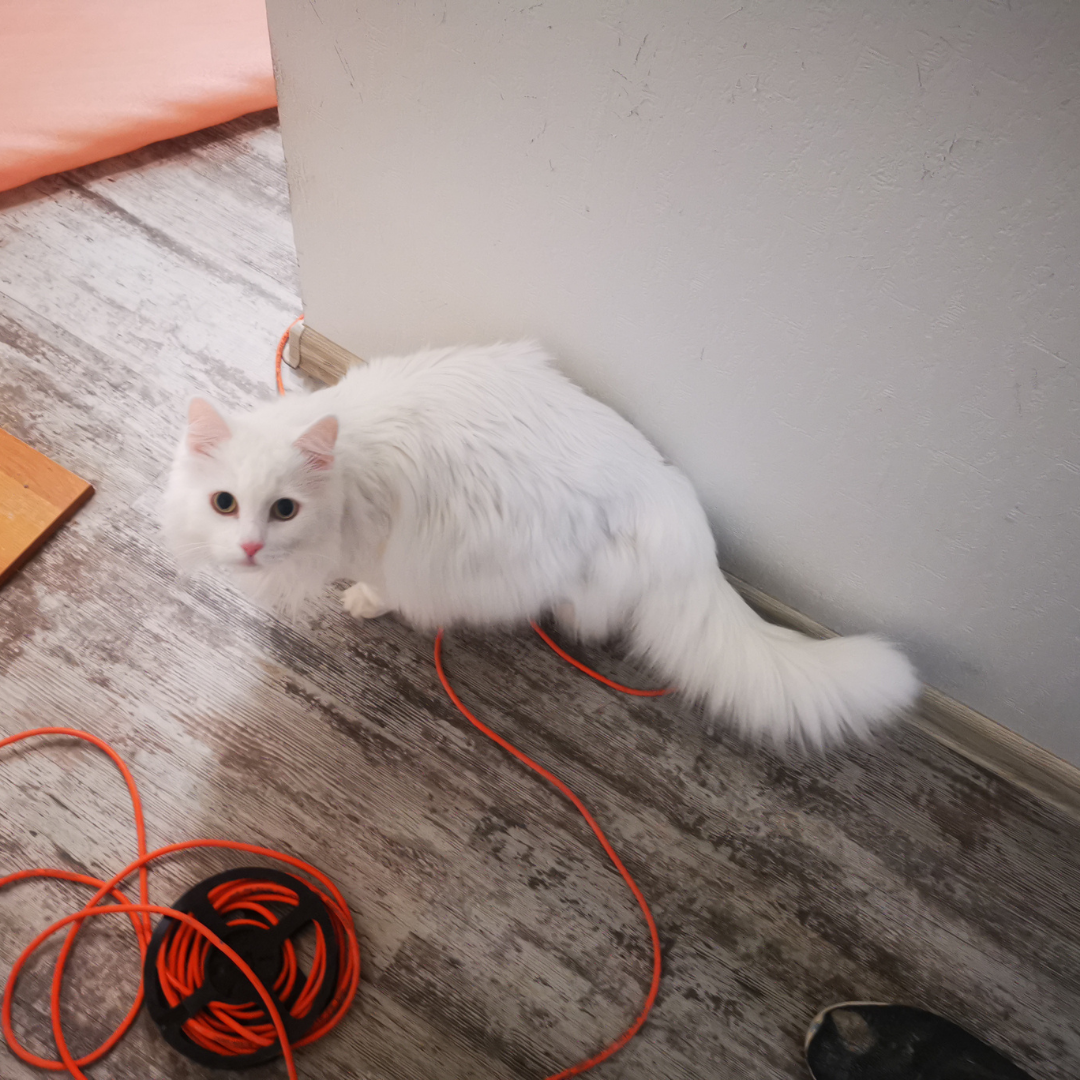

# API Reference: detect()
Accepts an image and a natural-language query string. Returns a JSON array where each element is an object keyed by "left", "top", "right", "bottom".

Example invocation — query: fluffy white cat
[{"left": 163, "top": 341, "right": 918, "bottom": 744}]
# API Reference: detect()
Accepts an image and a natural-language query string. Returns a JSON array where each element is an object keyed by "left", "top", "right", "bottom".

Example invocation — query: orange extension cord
[
  {"left": 0, "top": 321, "right": 667, "bottom": 1080},
  {"left": 434, "top": 632, "right": 666, "bottom": 1078}
]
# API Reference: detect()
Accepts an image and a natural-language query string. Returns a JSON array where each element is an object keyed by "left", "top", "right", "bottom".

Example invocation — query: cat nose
[{"left": 241, "top": 540, "right": 264, "bottom": 560}]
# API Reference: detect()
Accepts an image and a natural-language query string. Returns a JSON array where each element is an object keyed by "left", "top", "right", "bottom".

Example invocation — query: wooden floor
[{"left": 2, "top": 112, "right": 1079, "bottom": 1080}]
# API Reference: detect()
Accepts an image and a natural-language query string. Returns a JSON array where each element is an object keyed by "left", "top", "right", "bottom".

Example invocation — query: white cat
[{"left": 163, "top": 341, "right": 918, "bottom": 744}]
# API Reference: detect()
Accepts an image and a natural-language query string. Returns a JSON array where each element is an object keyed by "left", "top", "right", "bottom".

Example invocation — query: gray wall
[{"left": 266, "top": 0, "right": 1080, "bottom": 764}]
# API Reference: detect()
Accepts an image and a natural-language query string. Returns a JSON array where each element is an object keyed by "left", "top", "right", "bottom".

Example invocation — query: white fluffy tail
[{"left": 630, "top": 570, "right": 919, "bottom": 745}]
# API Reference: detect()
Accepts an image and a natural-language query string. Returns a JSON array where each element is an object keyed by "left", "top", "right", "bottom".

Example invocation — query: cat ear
[
  {"left": 187, "top": 398, "right": 231, "bottom": 456},
  {"left": 294, "top": 416, "right": 338, "bottom": 471}
]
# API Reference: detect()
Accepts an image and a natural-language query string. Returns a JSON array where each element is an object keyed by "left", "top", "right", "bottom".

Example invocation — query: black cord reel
[{"left": 143, "top": 867, "right": 340, "bottom": 1069}]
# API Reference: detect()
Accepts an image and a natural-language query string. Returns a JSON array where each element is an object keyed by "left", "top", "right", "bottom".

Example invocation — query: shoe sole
[{"left": 804, "top": 1000, "right": 889, "bottom": 1055}]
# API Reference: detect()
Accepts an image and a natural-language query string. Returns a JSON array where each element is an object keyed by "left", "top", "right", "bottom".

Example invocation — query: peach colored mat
[{"left": 0, "top": 0, "right": 276, "bottom": 193}]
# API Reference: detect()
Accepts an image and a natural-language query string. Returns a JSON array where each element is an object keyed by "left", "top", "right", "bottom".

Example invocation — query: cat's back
[
  {"left": 332, "top": 340, "right": 658, "bottom": 487},
  {"left": 340, "top": 341, "right": 567, "bottom": 408},
  {"left": 335, "top": 341, "right": 622, "bottom": 436}
]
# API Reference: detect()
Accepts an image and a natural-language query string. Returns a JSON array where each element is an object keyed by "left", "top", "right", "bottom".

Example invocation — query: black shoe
[{"left": 805, "top": 1002, "right": 1033, "bottom": 1080}]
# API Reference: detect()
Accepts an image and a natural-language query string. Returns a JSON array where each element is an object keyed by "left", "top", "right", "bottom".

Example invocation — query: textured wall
[{"left": 266, "top": 0, "right": 1080, "bottom": 763}]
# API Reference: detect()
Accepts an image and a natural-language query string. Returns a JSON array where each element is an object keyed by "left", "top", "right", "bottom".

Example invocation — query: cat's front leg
[{"left": 342, "top": 581, "right": 391, "bottom": 619}]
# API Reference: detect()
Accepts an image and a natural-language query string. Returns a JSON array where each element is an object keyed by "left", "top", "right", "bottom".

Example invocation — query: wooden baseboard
[
  {"left": 289, "top": 323, "right": 1080, "bottom": 822},
  {"left": 728, "top": 574, "right": 1080, "bottom": 822},
  {"left": 286, "top": 322, "right": 361, "bottom": 384}
]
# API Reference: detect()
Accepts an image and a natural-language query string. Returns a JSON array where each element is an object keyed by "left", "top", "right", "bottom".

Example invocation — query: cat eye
[
  {"left": 270, "top": 497, "right": 299, "bottom": 521},
  {"left": 211, "top": 491, "right": 238, "bottom": 515}
]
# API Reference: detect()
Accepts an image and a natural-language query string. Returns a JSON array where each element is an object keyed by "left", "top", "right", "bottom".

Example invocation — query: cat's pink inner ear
[
  {"left": 187, "top": 398, "right": 231, "bottom": 456},
  {"left": 294, "top": 415, "right": 338, "bottom": 470}
]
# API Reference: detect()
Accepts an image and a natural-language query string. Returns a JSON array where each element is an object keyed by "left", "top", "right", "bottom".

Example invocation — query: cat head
[{"left": 163, "top": 398, "right": 342, "bottom": 603}]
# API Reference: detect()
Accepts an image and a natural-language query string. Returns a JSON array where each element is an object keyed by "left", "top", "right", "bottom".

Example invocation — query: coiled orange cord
[
  {"left": 147, "top": 870, "right": 352, "bottom": 1062},
  {"left": 0, "top": 320, "right": 667, "bottom": 1080},
  {"left": 156, "top": 878, "right": 328, "bottom": 1055},
  {"left": 0, "top": 729, "right": 361, "bottom": 1080}
]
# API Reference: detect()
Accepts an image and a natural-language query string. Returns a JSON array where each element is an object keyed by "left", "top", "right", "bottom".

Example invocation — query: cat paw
[{"left": 343, "top": 582, "right": 391, "bottom": 619}]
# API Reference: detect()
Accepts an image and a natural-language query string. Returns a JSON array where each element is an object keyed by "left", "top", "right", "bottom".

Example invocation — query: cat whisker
[{"left": 172, "top": 542, "right": 213, "bottom": 553}]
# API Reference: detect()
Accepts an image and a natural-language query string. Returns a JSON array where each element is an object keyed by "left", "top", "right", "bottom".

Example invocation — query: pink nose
[{"left": 241, "top": 541, "right": 264, "bottom": 560}]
